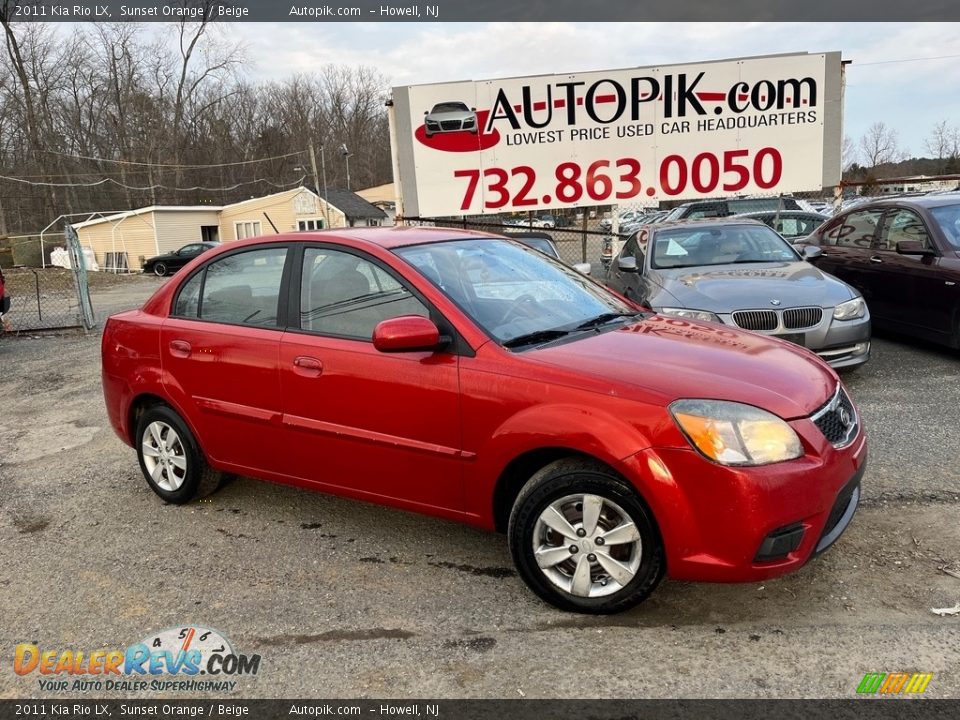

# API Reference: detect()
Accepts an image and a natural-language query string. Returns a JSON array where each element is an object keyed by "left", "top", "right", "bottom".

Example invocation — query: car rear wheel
[
  {"left": 508, "top": 458, "right": 664, "bottom": 614},
  {"left": 153, "top": 262, "right": 168, "bottom": 277},
  {"left": 136, "top": 405, "right": 222, "bottom": 504}
]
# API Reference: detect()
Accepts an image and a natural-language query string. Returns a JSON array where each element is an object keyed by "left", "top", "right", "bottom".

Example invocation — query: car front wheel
[
  {"left": 508, "top": 458, "right": 664, "bottom": 614},
  {"left": 153, "top": 262, "right": 168, "bottom": 277},
  {"left": 136, "top": 404, "right": 223, "bottom": 504}
]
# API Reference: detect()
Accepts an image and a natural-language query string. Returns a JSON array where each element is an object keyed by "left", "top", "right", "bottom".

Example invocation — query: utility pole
[{"left": 309, "top": 141, "right": 332, "bottom": 228}]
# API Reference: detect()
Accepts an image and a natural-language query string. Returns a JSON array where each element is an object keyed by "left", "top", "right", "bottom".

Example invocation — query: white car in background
[{"left": 423, "top": 102, "right": 478, "bottom": 137}]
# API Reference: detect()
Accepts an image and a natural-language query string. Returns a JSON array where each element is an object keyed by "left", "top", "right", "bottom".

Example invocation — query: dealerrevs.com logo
[{"left": 14, "top": 626, "right": 261, "bottom": 693}]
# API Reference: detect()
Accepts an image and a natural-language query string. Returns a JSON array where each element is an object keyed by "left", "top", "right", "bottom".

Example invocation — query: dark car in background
[
  {"left": 736, "top": 210, "right": 829, "bottom": 240},
  {"left": 662, "top": 196, "right": 809, "bottom": 221},
  {"left": 604, "top": 219, "right": 871, "bottom": 369},
  {"left": 504, "top": 231, "right": 592, "bottom": 275},
  {"left": 797, "top": 194, "right": 960, "bottom": 349},
  {"left": 142, "top": 241, "right": 220, "bottom": 277},
  {"left": 0, "top": 265, "right": 9, "bottom": 331}
]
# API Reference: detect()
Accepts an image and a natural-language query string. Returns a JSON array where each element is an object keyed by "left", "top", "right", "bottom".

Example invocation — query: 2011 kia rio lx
[{"left": 101, "top": 227, "right": 866, "bottom": 614}]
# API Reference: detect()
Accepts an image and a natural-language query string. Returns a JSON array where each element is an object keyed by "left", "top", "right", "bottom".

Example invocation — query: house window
[
  {"left": 235, "top": 221, "right": 262, "bottom": 240},
  {"left": 297, "top": 219, "right": 325, "bottom": 231},
  {"left": 368, "top": 219, "right": 381, "bottom": 227}
]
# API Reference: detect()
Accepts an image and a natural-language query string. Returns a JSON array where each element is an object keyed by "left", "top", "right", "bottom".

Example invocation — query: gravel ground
[{"left": 0, "top": 273, "right": 958, "bottom": 700}]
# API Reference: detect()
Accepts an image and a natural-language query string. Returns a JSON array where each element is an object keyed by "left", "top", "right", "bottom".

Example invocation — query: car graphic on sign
[{"left": 424, "top": 101, "right": 478, "bottom": 138}]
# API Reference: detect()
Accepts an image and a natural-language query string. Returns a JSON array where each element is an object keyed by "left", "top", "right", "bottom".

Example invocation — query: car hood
[
  {"left": 651, "top": 261, "right": 853, "bottom": 311},
  {"left": 529, "top": 315, "right": 836, "bottom": 420}
]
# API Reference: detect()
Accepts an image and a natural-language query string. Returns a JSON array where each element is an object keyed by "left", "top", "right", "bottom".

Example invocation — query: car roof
[
  {"left": 736, "top": 210, "right": 827, "bottom": 218},
  {"left": 266, "top": 225, "right": 502, "bottom": 250},
  {"left": 841, "top": 192, "right": 960, "bottom": 210},
  {"left": 645, "top": 217, "right": 767, "bottom": 230}
]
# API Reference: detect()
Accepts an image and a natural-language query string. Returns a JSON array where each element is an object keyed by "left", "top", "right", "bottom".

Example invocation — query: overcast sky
[{"left": 216, "top": 21, "right": 960, "bottom": 159}]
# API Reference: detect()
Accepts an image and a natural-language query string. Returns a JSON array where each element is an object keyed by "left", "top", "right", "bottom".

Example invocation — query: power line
[
  {"left": 854, "top": 53, "right": 960, "bottom": 67},
  {"left": 0, "top": 173, "right": 307, "bottom": 192},
  {"left": 40, "top": 149, "right": 306, "bottom": 169}
]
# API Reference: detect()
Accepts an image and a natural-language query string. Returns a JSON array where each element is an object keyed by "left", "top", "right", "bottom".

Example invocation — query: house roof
[
  {"left": 72, "top": 205, "right": 220, "bottom": 230},
  {"left": 321, "top": 188, "right": 388, "bottom": 221}
]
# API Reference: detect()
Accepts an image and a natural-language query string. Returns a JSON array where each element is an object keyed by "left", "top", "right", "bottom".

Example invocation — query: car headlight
[
  {"left": 669, "top": 399, "right": 803, "bottom": 466},
  {"left": 833, "top": 297, "right": 865, "bottom": 320},
  {"left": 658, "top": 307, "right": 721, "bottom": 323}
]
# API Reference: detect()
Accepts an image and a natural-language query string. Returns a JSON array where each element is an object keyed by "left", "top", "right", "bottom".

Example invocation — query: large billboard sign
[{"left": 390, "top": 52, "right": 843, "bottom": 218}]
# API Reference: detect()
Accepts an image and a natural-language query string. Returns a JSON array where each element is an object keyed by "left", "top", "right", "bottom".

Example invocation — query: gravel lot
[{"left": 1, "top": 273, "right": 958, "bottom": 699}]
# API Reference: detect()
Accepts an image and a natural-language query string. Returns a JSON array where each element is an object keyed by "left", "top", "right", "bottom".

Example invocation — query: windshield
[
  {"left": 431, "top": 102, "right": 469, "bottom": 113},
  {"left": 929, "top": 203, "right": 960, "bottom": 249},
  {"left": 395, "top": 238, "right": 635, "bottom": 347},
  {"left": 651, "top": 224, "right": 799, "bottom": 269}
]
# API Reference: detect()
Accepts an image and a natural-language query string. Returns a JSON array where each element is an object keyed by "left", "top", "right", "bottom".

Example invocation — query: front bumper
[{"left": 619, "top": 415, "right": 867, "bottom": 583}]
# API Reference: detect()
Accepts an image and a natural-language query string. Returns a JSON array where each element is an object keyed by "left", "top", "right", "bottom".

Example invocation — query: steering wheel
[{"left": 501, "top": 294, "right": 539, "bottom": 325}]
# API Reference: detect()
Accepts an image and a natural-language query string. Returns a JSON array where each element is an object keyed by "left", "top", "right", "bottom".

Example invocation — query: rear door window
[{"left": 822, "top": 209, "right": 883, "bottom": 248}]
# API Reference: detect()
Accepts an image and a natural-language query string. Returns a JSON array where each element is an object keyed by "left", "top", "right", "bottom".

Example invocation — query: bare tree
[
  {"left": 924, "top": 119, "right": 959, "bottom": 172},
  {"left": 841, "top": 134, "right": 858, "bottom": 171},
  {"left": 859, "top": 122, "right": 905, "bottom": 168}
]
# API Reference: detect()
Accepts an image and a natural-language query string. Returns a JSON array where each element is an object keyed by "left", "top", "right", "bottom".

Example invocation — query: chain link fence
[{"left": 1, "top": 225, "right": 96, "bottom": 333}]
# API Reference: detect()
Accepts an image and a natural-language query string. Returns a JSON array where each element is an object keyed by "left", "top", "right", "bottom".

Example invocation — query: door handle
[
  {"left": 869, "top": 256, "right": 883, "bottom": 263},
  {"left": 293, "top": 356, "right": 324, "bottom": 376},
  {"left": 169, "top": 340, "right": 191, "bottom": 358}
]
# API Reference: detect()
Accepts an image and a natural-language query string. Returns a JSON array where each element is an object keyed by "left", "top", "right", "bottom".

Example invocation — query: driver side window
[{"left": 300, "top": 248, "right": 428, "bottom": 340}]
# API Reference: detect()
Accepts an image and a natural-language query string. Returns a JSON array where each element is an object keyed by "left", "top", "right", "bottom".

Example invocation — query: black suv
[{"left": 662, "top": 196, "right": 808, "bottom": 221}]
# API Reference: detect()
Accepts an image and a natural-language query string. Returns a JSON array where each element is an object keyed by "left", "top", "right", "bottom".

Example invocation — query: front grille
[
  {"left": 440, "top": 120, "right": 461, "bottom": 130},
  {"left": 732, "top": 310, "right": 778, "bottom": 331},
  {"left": 811, "top": 385, "right": 858, "bottom": 448},
  {"left": 783, "top": 307, "right": 823, "bottom": 329}
]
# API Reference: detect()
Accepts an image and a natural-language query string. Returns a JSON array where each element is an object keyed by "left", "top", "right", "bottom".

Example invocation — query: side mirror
[
  {"left": 801, "top": 245, "right": 823, "bottom": 260},
  {"left": 896, "top": 240, "right": 935, "bottom": 256},
  {"left": 617, "top": 256, "right": 638, "bottom": 273},
  {"left": 471, "top": 107, "right": 477, "bottom": 112},
  {"left": 572, "top": 262, "right": 592, "bottom": 276},
  {"left": 423, "top": 110, "right": 428, "bottom": 115},
  {"left": 372, "top": 316, "right": 443, "bottom": 353}
]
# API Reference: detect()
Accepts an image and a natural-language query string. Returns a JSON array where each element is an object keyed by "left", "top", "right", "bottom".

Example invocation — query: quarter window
[
  {"left": 823, "top": 209, "right": 883, "bottom": 248},
  {"left": 879, "top": 209, "right": 933, "bottom": 251},
  {"left": 300, "top": 248, "right": 429, "bottom": 339}
]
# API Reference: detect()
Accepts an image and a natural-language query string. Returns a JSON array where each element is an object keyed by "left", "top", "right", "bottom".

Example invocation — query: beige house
[
  {"left": 72, "top": 187, "right": 386, "bottom": 271},
  {"left": 356, "top": 182, "right": 397, "bottom": 225}
]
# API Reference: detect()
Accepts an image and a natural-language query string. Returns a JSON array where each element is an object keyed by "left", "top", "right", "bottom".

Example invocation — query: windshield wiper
[
  {"left": 575, "top": 312, "right": 638, "bottom": 330},
  {"left": 503, "top": 329, "right": 571, "bottom": 349}
]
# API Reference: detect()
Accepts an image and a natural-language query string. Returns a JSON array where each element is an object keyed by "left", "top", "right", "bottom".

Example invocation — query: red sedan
[{"left": 101, "top": 227, "right": 866, "bottom": 613}]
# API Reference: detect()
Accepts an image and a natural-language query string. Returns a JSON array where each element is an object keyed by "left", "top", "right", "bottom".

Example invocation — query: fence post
[
  {"left": 64, "top": 223, "right": 96, "bottom": 330},
  {"left": 580, "top": 212, "right": 588, "bottom": 263}
]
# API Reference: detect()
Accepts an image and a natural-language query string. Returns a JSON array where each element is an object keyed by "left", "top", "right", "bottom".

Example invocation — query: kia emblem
[{"left": 838, "top": 407, "right": 852, "bottom": 428}]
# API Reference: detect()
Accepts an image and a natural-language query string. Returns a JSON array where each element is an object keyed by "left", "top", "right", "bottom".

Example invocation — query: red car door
[
  {"left": 278, "top": 246, "right": 464, "bottom": 514},
  {"left": 161, "top": 246, "right": 289, "bottom": 474}
]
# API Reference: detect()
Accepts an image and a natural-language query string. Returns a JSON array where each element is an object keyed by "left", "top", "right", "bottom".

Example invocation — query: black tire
[
  {"left": 153, "top": 262, "right": 168, "bottom": 277},
  {"left": 135, "top": 404, "right": 222, "bottom": 504},
  {"left": 508, "top": 458, "right": 664, "bottom": 614}
]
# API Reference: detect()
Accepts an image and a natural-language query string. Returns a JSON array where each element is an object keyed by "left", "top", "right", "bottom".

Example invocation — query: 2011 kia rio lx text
[{"left": 101, "top": 227, "right": 866, "bottom": 613}]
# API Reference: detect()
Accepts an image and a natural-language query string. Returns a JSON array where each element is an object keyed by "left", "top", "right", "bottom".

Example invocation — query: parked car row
[
  {"left": 603, "top": 218, "right": 872, "bottom": 370},
  {"left": 608, "top": 192, "right": 960, "bottom": 354}
]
